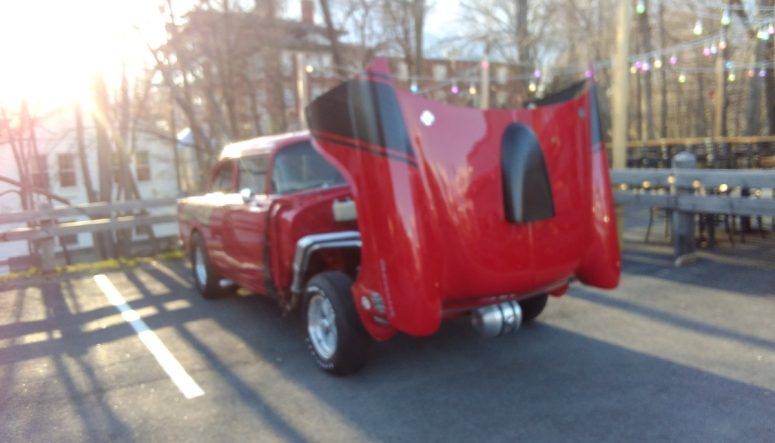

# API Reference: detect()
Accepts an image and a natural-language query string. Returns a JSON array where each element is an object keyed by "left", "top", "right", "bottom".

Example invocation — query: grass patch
[{"left": 0, "top": 249, "right": 185, "bottom": 282}]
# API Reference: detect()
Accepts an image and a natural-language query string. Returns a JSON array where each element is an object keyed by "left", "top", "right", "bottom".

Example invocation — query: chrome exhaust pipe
[{"left": 471, "top": 301, "right": 523, "bottom": 337}]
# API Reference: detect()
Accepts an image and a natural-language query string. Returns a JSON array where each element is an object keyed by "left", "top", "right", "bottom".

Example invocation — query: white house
[{"left": 0, "top": 104, "right": 181, "bottom": 274}]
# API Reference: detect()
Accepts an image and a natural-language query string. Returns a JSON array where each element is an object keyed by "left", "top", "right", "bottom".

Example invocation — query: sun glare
[{"left": 0, "top": 0, "right": 167, "bottom": 112}]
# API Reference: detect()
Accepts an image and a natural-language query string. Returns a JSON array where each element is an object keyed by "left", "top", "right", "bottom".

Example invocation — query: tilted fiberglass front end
[{"left": 306, "top": 58, "right": 620, "bottom": 340}]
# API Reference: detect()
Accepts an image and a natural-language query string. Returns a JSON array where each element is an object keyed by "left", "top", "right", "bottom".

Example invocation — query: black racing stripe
[
  {"left": 367, "top": 71, "right": 393, "bottom": 81},
  {"left": 312, "top": 130, "right": 417, "bottom": 164},
  {"left": 306, "top": 78, "right": 416, "bottom": 162},
  {"left": 314, "top": 133, "right": 419, "bottom": 168}
]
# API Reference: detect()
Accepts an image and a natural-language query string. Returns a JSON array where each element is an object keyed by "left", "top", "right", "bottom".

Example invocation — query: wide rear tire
[
  {"left": 190, "top": 233, "right": 223, "bottom": 299},
  {"left": 304, "top": 271, "right": 370, "bottom": 375},
  {"left": 519, "top": 294, "right": 548, "bottom": 323}
]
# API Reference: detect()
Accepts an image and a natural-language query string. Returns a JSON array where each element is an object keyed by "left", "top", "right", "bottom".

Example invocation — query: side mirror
[{"left": 240, "top": 187, "right": 254, "bottom": 203}]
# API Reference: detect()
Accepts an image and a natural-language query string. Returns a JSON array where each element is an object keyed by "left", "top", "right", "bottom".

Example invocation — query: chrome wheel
[
  {"left": 307, "top": 290, "right": 338, "bottom": 360},
  {"left": 194, "top": 245, "right": 208, "bottom": 287}
]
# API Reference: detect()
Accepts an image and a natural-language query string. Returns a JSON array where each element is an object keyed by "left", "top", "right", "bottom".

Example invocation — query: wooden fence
[
  {"left": 3, "top": 163, "right": 774, "bottom": 271},
  {"left": 612, "top": 151, "right": 775, "bottom": 264},
  {"left": 624, "top": 135, "right": 775, "bottom": 169},
  {"left": 0, "top": 198, "right": 178, "bottom": 272}
]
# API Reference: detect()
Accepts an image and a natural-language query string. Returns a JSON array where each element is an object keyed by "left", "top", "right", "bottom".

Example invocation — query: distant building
[
  {"left": 0, "top": 2, "right": 535, "bottom": 273},
  {"left": 0, "top": 106, "right": 179, "bottom": 274}
]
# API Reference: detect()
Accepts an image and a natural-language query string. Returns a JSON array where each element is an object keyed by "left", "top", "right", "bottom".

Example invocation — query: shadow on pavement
[
  {"left": 621, "top": 242, "right": 775, "bottom": 297},
  {"left": 2, "top": 259, "right": 774, "bottom": 442}
]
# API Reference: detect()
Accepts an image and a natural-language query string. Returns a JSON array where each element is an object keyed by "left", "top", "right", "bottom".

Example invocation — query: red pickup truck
[{"left": 178, "top": 58, "right": 620, "bottom": 375}]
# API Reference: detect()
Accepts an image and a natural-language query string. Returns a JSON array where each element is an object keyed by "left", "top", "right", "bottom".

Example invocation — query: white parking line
[{"left": 94, "top": 274, "right": 205, "bottom": 399}]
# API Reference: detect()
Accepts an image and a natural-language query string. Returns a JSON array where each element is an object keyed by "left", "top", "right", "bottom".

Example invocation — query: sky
[
  {"left": 0, "top": 0, "right": 174, "bottom": 111},
  {"left": 425, "top": 0, "right": 461, "bottom": 37},
  {"left": 0, "top": 0, "right": 461, "bottom": 112}
]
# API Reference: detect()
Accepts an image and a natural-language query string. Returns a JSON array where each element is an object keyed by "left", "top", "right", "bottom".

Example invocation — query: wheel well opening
[{"left": 303, "top": 248, "right": 361, "bottom": 289}]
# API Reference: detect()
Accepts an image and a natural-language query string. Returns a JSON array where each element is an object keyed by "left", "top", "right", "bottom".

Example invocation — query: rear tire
[
  {"left": 304, "top": 271, "right": 370, "bottom": 375},
  {"left": 190, "top": 233, "right": 223, "bottom": 299},
  {"left": 519, "top": 294, "right": 548, "bottom": 323}
]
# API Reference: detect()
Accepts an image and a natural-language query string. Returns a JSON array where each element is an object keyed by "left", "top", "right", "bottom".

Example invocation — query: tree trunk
[
  {"left": 745, "top": 40, "right": 765, "bottom": 136},
  {"left": 1, "top": 107, "right": 31, "bottom": 211},
  {"left": 93, "top": 74, "right": 116, "bottom": 258},
  {"left": 75, "top": 102, "right": 105, "bottom": 259},
  {"left": 320, "top": 0, "right": 346, "bottom": 78},
  {"left": 516, "top": 0, "right": 529, "bottom": 64},
  {"left": 658, "top": 0, "right": 668, "bottom": 138},
  {"left": 765, "top": 0, "right": 775, "bottom": 134},
  {"left": 695, "top": 73, "right": 708, "bottom": 137},
  {"left": 638, "top": 0, "right": 655, "bottom": 140},
  {"left": 256, "top": 0, "right": 287, "bottom": 133},
  {"left": 412, "top": 0, "right": 425, "bottom": 81}
]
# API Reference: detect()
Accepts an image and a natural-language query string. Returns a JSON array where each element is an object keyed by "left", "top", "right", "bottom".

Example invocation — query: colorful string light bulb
[
  {"left": 636, "top": 0, "right": 646, "bottom": 15},
  {"left": 693, "top": 19, "right": 703, "bottom": 35},
  {"left": 721, "top": 8, "right": 731, "bottom": 26}
]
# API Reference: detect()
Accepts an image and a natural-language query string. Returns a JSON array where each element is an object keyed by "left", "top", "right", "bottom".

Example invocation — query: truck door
[
  {"left": 224, "top": 154, "right": 271, "bottom": 293},
  {"left": 205, "top": 160, "right": 242, "bottom": 280}
]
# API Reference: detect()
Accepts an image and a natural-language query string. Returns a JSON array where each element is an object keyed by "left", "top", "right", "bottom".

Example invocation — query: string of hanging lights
[{"left": 301, "top": 1, "right": 774, "bottom": 95}]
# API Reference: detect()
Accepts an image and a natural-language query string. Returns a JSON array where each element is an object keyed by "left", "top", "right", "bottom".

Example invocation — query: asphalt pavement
[{"left": 1, "top": 226, "right": 774, "bottom": 442}]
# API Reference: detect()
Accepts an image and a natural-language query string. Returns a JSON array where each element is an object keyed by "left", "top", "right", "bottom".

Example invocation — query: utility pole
[
  {"left": 480, "top": 58, "right": 490, "bottom": 109},
  {"left": 480, "top": 41, "right": 491, "bottom": 110},
  {"left": 296, "top": 52, "right": 309, "bottom": 128},
  {"left": 713, "top": 5, "right": 729, "bottom": 141},
  {"left": 612, "top": 0, "right": 631, "bottom": 169}
]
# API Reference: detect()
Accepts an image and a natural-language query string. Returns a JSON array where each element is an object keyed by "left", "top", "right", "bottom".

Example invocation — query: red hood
[{"left": 306, "top": 58, "right": 619, "bottom": 338}]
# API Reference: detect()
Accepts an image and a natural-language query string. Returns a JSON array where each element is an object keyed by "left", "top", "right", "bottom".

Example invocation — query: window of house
[
  {"left": 497, "top": 66, "right": 509, "bottom": 84},
  {"left": 397, "top": 62, "right": 409, "bottom": 81},
  {"left": 432, "top": 64, "right": 448, "bottom": 81},
  {"left": 271, "top": 142, "right": 345, "bottom": 195},
  {"left": 58, "top": 234, "right": 78, "bottom": 247},
  {"left": 497, "top": 90, "right": 509, "bottom": 106},
  {"left": 135, "top": 151, "right": 151, "bottom": 181},
  {"left": 238, "top": 154, "right": 269, "bottom": 195},
  {"left": 30, "top": 154, "right": 49, "bottom": 189},
  {"left": 58, "top": 153, "right": 76, "bottom": 187},
  {"left": 281, "top": 52, "right": 294, "bottom": 77}
]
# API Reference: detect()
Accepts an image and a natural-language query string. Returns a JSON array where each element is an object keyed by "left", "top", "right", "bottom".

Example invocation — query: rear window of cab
[{"left": 270, "top": 141, "right": 346, "bottom": 194}]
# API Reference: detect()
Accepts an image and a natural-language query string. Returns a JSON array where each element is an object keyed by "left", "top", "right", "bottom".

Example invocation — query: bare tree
[
  {"left": 381, "top": 0, "right": 429, "bottom": 81},
  {"left": 638, "top": 0, "right": 656, "bottom": 140}
]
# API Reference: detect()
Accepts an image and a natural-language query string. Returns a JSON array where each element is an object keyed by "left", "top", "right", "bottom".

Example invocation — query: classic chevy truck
[{"left": 178, "top": 58, "right": 620, "bottom": 375}]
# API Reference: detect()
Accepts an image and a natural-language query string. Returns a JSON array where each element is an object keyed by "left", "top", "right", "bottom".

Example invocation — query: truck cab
[{"left": 178, "top": 131, "right": 359, "bottom": 306}]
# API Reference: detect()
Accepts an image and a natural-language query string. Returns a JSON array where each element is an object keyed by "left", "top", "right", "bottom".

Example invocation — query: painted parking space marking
[{"left": 94, "top": 274, "right": 204, "bottom": 399}]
